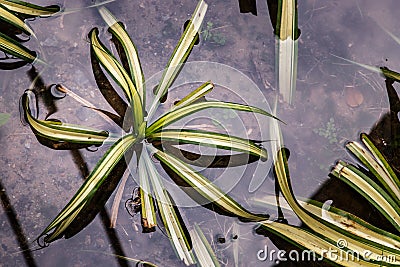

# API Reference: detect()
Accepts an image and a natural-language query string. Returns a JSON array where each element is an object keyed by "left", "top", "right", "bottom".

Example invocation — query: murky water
[{"left": 0, "top": 0, "right": 399, "bottom": 266}]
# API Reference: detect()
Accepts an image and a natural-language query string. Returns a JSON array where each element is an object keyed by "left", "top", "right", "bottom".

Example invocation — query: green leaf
[
  {"left": 173, "top": 81, "right": 213, "bottom": 109},
  {"left": 0, "top": 4, "right": 35, "bottom": 36},
  {"left": 191, "top": 224, "right": 221, "bottom": 267},
  {"left": 98, "top": 7, "right": 145, "bottom": 105},
  {"left": 276, "top": 0, "right": 299, "bottom": 104},
  {"left": 148, "top": 129, "right": 268, "bottom": 160},
  {"left": 346, "top": 135, "right": 400, "bottom": 202},
  {"left": 39, "top": 134, "right": 137, "bottom": 242},
  {"left": 0, "top": 31, "right": 37, "bottom": 63},
  {"left": 142, "top": 149, "right": 195, "bottom": 266},
  {"left": 89, "top": 28, "right": 144, "bottom": 136},
  {"left": 22, "top": 91, "right": 115, "bottom": 145},
  {"left": 273, "top": 148, "right": 400, "bottom": 263},
  {"left": 0, "top": 113, "right": 10, "bottom": 127},
  {"left": 331, "top": 54, "right": 400, "bottom": 83},
  {"left": 146, "top": 100, "right": 281, "bottom": 135},
  {"left": 150, "top": 146, "right": 268, "bottom": 221},
  {"left": 0, "top": 0, "right": 60, "bottom": 17},
  {"left": 138, "top": 155, "right": 157, "bottom": 231},
  {"left": 252, "top": 195, "right": 400, "bottom": 252},
  {"left": 331, "top": 160, "right": 400, "bottom": 232},
  {"left": 147, "top": 0, "right": 208, "bottom": 119}
]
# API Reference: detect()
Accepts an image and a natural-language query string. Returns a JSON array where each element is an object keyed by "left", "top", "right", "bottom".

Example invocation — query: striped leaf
[
  {"left": 273, "top": 148, "right": 400, "bottom": 264},
  {"left": 331, "top": 160, "right": 400, "bottom": 232},
  {"left": 147, "top": 0, "right": 207, "bottom": 119},
  {"left": 0, "top": 31, "right": 37, "bottom": 63},
  {"left": 191, "top": 224, "right": 220, "bottom": 267},
  {"left": 347, "top": 135, "right": 400, "bottom": 202},
  {"left": 146, "top": 101, "right": 281, "bottom": 135},
  {"left": 0, "top": 4, "right": 34, "bottom": 36},
  {"left": 89, "top": 28, "right": 144, "bottom": 136},
  {"left": 138, "top": 155, "right": 157, "bottom": 231},
  {"left": 148, "top": 129, "right": 268, "bottom": 160},
  {"left": 39, "top": 134, "right": 137, "bottom": 242},
  {"left": 98, "top": 7, "right": 145, "bottom": 105},
  {"left": 252, "top": 195, "right": 400, "bottom": 252},
  {"left": 142, "top": 149, "right": 195, "bottom": 266},
  {"left": 150, "top": 146, "right": 268, "bottom": 222},
  {"left": 276, "top": 0, "right": 299, "bottom": 104},
  {"left": 174, "top": 81, "right": 213, "bottom": 108},
  {"left": 22, "top": 91, "right": 114, "bottom": 145},
  {"left": 0, "top": 0, "right": 60, "bottom": 17}
]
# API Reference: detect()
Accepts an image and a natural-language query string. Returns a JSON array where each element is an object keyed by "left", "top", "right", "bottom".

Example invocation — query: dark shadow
[
  {"left": 238, "top": 0, "right": 257, "bottom": 15},
  {"left": 0, "top": 179, "right": 38, "bottom": 267},
  {"left": 158, "top": 159, "right": 269, "bottom": 222},
  {"left": 256, "top": 71, "right": 400, "bottom": 266},
  {"left": 62, "top": 149, "right": 131, "bottom": 267}
]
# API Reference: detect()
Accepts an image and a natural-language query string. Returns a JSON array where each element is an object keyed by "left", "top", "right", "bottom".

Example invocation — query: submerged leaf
[
  {"left": 191, "top": 224, "right": 220, "bottom": 267},
  {"left": 0, "top": 112, "right": 10, "bottom": 126}
]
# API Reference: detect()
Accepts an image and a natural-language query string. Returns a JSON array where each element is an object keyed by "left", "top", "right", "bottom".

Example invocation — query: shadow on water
[
  {"left": 256, "top": 74, "right": 400, "bottom": 266},
  {"left": 0, "top": 180, "right": 38, "bottom": 267},
  {"left": 19, "top": 68, "right": 131, "bottom": 266}
]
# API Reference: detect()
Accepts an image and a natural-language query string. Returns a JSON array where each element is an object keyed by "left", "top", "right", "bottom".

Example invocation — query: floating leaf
[
  {"left": 148, "top": 129, "right": 268, "bottom": 160},
  {"left": 0, "top": 0, "right": 60, "bottom": 17},
  {"left": 150, "top": 146, "right": 268, "bottom": 221},
  {"left": 142, "top": 149, "right": 195, "bottom": 265},
  {"left": 146, "top": 101, "right": 281, "bottom": 135},
  {"left": 0, "top": 31, "right": 38, "bottom": 63},
  {"left": 0, "top": 4, "right": 34, "bottom": 36},
  {"left": 39, "top": 135, "right": 137, "bottom": 243},
  {"left": 147, "top": 0, "right": 208, "bottom": 119},
  {"left": 98, "top": 7, "right": 145, "bottom": 105}
]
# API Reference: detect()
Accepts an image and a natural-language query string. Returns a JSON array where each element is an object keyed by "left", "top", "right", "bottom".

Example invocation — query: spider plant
[
  {"left": 22, "top": 1, "right": 279, "bottom": 264},
  {"left": 0, "top": 0, "right": 60, "bottom": 65}
]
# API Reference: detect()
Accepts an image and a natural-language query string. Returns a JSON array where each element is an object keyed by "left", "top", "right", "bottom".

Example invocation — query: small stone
[{"left": 344, "top": 86, "right": 364, "bottom": 108}]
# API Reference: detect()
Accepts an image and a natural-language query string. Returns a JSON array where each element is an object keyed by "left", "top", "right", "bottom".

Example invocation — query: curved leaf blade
[
  {"left": 0, "top": 31, "right": 37, "bottom": 63},
  {"left": 191, "top": 224, "right": 220, "bottom": 267},
  {"left": 146, "top": 101, "right": 281, "bottom": 135},
  {"left": 0, "top": 0, "right": 60, "bottom": 17},
  {"left": 22, "top": 91, "right": 114, "bottom": 145},
  {"left": 0, "top": 4, "right": 34, "bottom": 36},
  {"left": 150, "top": 146, "right": 268, "bottom": 221},
  {"left": 274, "top": 148, "right": 400, "bottom": 263},
  {"left": 148, "top": 129, "right": 268, "bottom": 160},
  {"left": 98, "top": 7, "right": 145, "bottom": 105},
  {"left": 347, "top": 138, "right": 400, "bottom": 202},
  {"left": 147, "top": 0, "right": 208, "bottom": 119},
  {"left": 89, "top": 28, "right": 144, "bottom": 135},
  {"left": 331, "top": 161, "right": 400, "bottom": 232}
]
